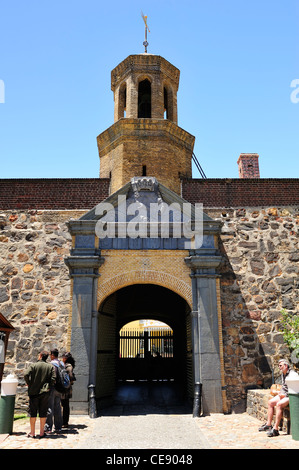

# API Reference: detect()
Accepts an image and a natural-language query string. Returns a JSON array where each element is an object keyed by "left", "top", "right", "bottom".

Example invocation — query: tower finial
[{"left": 141, "top": 11, "right": 150, "bottom": 53}]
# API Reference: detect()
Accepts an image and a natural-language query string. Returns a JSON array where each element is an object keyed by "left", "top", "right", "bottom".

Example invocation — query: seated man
[{"left": 259, "top": 359, "right": 296, "bottom": 437}]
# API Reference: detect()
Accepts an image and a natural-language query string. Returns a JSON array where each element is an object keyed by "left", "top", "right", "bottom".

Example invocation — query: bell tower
[{"left": 97, "top": 54, "right": 195, "bottom": 194}]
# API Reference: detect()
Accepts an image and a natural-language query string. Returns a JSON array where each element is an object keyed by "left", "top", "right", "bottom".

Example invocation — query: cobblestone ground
[{"left": 1, "top": 411, "right": 299, "bottom": 450}]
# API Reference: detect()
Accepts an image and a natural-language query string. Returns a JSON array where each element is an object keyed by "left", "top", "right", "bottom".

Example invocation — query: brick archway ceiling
[{"left": 99, "top": 283, "right": 189, "bottom": 331}]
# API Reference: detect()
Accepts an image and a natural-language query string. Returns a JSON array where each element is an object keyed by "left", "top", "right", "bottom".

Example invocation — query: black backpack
[{"left": 54, "top": 364, "right": 71, "bottom": 393}]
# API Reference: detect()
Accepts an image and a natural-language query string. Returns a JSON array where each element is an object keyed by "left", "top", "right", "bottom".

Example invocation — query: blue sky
[{"left": 0, "top": 0, "right": 298, "bottom": 179}]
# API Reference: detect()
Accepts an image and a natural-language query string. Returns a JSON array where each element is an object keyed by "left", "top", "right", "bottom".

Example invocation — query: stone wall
[
  {"left": 0, "top": 209, "right": 85, "bottom": 410},
  {"left": 246, "top": 389, "right": 270, "bottom": 423},
  {"left": 206, "top": 205, "right": 299, "bottom": 410},
  {"left": 0, "top": 203, "right": 298, "bottom": 413}
]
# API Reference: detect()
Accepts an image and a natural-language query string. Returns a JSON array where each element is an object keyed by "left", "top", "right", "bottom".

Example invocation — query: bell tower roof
[
  {"left": 97, "top": 52, "right": 195, "bottom": 195},
  {"left": 111, "top": 54, "right": 180, "bottom": 123},
  {"left": 111, "top": 54, "right": 180, "bottom": 92}
]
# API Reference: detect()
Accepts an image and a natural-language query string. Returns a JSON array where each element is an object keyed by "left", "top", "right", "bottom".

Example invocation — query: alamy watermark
[
  {"left": 0, "top": 80, "right": 4, "bottom": 103},
  {"left": 94, "top": 195, "right": 204, "bottom": 249},
  {"left": 290, "top": 79, "right": 299, "bottom": 104}
]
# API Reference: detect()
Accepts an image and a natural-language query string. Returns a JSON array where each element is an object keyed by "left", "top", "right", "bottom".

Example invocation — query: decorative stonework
[
  {"left": 131, "top": 176, "right": 158, "bottom": 196},
  {"left": 97, "top": 249, "right": 192, "bottom": 307}
]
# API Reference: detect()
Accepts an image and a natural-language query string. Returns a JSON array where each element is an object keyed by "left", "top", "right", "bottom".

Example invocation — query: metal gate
[{"left": 118, "top": 328, "right": 175, "bottom": 381}]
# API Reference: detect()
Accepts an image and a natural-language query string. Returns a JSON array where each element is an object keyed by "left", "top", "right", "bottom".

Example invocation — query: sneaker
[
  {"left": 267, "top": 428, "right": 279, "bottom": 437},
  {"left": 258, "top": 423, "right": 272, "bottom": 432}
]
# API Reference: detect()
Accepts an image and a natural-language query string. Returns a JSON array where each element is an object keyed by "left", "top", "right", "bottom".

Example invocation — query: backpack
[{"left": 54, "top": 364, "right": 71, "bottom": 393}]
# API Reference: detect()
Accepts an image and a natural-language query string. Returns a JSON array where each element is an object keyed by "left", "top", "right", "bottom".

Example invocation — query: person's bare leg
[
  {"left": 29, "top": 417, "right": 36, "bottom": 437},
  {"left": 39, "top": 417, "right": 47, "bottom": 436},
  {"left": 266, "top": 396, "right": 279, "bottom": 426},
  {"left": 273, "top": 397, "right": 289, "bottom": 431}
]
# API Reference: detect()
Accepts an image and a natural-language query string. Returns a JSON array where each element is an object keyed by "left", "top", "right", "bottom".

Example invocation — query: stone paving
[
  {"left": 1, "top": 410, "right": 299, "bottom": 450},
  {"left": 195, "top": 412, "right": 299, "bottom": 450}
]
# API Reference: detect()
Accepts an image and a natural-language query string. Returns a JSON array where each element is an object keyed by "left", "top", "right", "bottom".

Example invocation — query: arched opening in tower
[{"left": 138, "top": 79, "right": 151, "bottom": 118}]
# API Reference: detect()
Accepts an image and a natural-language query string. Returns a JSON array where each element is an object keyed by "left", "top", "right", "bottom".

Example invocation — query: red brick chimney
[{"left": 237, "top": 153, "right": 260, "bottom": 178}]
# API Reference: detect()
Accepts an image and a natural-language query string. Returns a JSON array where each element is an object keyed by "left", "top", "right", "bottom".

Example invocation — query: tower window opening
[
  {"left": 164, "top": 87, "right": 168, "bottom": 119},
  {"left": 142, "top": 165, "right": 147, "bottom": 176},
  {"left": 138, "top": 79, "right": 151, "bottom": 118},
  {"left": 118, "top": 84, "right": 127, "bottom": 119}
]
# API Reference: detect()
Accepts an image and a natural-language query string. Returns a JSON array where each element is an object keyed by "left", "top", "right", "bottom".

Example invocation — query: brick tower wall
[{"left": 98, "top": 119, "right": 194, "bottom": 194}]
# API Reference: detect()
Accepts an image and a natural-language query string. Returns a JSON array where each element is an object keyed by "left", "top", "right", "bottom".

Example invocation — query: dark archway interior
[
  {"left": 97, "top": 284, "right": 192, "bottom": 412},
  {"left": 116, "top": 284, "right": 187, "bottom": 330},
  {"left": 138, "top": 79, "right": 151, "bottom": 118}
]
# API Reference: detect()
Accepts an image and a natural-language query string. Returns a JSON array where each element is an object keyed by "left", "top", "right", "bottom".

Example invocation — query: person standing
[
  {"left": 61, "top": 352, "right": 76, "bottom": 428},
  {"left": 24, "top": 351, "right": 56, "bottom": 439},
  {"left": 44, "top": 348, "right": 63, "bottom": 434}
]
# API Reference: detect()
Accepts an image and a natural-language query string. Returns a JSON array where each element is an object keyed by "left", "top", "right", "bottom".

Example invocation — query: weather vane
[{"left": 141, "top": 11, "right": 150, "bottom": 53}]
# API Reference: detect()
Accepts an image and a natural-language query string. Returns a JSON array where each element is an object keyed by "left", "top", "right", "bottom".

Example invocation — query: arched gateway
[
  {"left": 65, "top": 176, "right": 227, "bottom": 417},
  {"left": 97, "top": 284, "right": 191, "bottom": 408},
  {"left": 64, "top": 52, "right": 227, "bottom": 417}
]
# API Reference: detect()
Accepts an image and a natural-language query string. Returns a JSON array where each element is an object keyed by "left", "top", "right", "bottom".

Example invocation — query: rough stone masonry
[{"left": 0, "top": 202, "right": 298, "bottom": 412}]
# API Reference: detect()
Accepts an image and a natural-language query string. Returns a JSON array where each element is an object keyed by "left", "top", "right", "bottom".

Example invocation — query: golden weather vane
[{"left": 141, "top": 11, "right": 150, "bottom": 53}]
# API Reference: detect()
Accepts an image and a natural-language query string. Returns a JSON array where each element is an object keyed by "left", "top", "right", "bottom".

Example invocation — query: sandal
[
  {"left": 267, "top": 428, "right": 279, "bottom": 437},
  {"left": 39, "top": 433, "right": 47, "bottom": 439},
  {"left": 27, "top": 433, "right": 35, "bottom": 438},
  {"left": 258, "top": 423, "right": 272, "bottom": 432}
]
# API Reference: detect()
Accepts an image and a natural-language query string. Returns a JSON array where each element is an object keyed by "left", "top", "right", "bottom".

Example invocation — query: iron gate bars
[{"left": 119, "top": 329, "right": 173, "bottom": 359}]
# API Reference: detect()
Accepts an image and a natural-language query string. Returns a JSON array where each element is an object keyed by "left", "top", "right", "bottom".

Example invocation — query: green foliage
[
  {"left": 13, "top": 414, "right": 28, "bottom": 421},
  {"left": 280, "top": 309, "right": 299, "bottom": 363}
]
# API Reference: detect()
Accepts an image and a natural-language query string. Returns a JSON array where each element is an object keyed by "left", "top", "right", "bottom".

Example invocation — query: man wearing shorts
[
  {"left": 259, "top": 359, "right": 296, "bottom": 437},
  {"left": 24, "top": 351, "right": 56, "bottom": 439}
]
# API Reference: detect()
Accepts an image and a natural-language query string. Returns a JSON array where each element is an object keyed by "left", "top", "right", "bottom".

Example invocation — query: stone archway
[
  {"left": 64, "top": 176, "right": 225, "bottom": 416},
  {"left": 97, "top": 269, "right": 192, "bottom": 309},
  {"left": 96, "top": 284, "right": 192, "bottom": 411}
]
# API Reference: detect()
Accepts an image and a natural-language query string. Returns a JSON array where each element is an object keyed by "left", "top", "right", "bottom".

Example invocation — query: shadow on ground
[{"left": 98, "top": 380, "right": 192, "bottom": 417}]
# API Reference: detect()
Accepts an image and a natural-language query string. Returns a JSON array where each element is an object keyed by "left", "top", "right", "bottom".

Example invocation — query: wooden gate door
[
  {"left": 96, "top": 310, "right": 117, "bottom": 404},
  {"left": 118, "top": 329, "right": 175, "bottom": 381}
]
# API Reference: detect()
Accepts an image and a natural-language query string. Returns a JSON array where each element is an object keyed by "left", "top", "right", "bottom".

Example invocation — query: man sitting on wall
[{"left": 259, "top": 359, "right": 296, "bottom": 437}]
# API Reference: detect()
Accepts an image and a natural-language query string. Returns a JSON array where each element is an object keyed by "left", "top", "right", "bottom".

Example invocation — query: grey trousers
[{"left": 45, "top": 388, "right": 62, "bottom": 431}]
